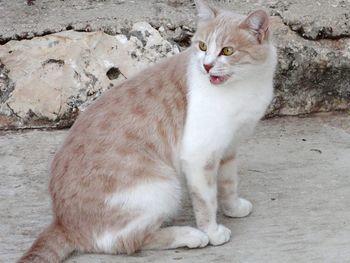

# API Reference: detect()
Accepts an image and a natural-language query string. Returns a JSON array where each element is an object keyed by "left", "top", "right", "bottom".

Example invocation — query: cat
[{"left": 18, "top": 1, "right": 277, "bottom": 262}]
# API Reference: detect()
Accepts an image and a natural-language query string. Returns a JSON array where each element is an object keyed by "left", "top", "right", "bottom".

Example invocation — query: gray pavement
[{"left": 1, "top": 114, "right": 350, "bottom": 263}]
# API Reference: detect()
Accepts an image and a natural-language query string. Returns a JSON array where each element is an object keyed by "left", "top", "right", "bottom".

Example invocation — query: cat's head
[{"left": 191, "top": 0, "right": 274, "bottom": 85}]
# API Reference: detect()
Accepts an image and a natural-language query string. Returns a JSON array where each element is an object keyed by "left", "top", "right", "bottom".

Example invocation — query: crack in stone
[
  {"left": 285, "top": 22, "right": 350, "bottom": 41},
  {"left": 5, "top": 103, "right": 22, "bottom": 120},
  {"left": 270, "top": 11, "right": 350, "bottom": 41}
]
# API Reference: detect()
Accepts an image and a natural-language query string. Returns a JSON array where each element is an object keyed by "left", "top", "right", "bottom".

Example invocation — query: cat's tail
[{"left": 17, "top": 222, "right": 75, "bottom": 263}]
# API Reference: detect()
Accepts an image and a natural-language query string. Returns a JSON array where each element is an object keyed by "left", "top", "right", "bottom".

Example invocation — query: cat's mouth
[{"left": 209, "top": 75, "right": 229, "bottom": 85}]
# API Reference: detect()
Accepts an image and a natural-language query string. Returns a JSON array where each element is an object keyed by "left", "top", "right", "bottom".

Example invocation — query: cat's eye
[
  {"left": 221, "top": 47, "right": 235, "bottom": 56},
  {"left": 198, "top": 41, "right": 207, "bottom": 52}
]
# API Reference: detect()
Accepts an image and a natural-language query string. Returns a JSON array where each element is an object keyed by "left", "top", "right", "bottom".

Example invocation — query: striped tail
[{"left": 18, "top": 222, "right": 74, "bottom": 263}]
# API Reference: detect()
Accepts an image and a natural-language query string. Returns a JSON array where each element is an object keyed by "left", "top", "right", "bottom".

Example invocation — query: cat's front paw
[
  {"left": 184, "top": 228, "right": 209, "bottom": 248},
  {"left": 206, "top": 224, "right": 231, "bottom": 246},
  {"left": 222, "top": 198, "right": 253, "bottom": 218}
]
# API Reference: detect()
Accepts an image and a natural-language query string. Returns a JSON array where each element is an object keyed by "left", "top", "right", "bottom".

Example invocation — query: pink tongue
[{"left": 210, "top": 75, "right": 225, "bottom": 85}]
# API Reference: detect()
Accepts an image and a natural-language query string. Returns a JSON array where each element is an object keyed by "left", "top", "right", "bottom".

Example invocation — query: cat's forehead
[{"left": 194, "top": 12, "right": 251, "bottom": 47}]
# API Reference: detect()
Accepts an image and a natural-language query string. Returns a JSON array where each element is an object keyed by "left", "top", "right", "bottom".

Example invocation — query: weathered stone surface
[
  {"left": 0, "top": 23, "right": 179, "bottom": 128},
  {"left": 1, "top": 0, "right": 349, "bottom": 43},
  {"left": 268, "top": 17, "right": 350, "bottom": 116},
  {"left": 270, "top": 0, "right": 350, "bottom": 40}
]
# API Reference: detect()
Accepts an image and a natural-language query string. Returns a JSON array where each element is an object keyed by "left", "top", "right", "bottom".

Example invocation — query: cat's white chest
[{"left": 180, "top": 72, "right": 272, "bottom": 163}]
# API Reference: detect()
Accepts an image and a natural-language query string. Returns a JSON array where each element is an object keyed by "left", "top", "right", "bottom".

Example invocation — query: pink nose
[{"left": 203, "top": 64, "right": 213, "bottom": 73}]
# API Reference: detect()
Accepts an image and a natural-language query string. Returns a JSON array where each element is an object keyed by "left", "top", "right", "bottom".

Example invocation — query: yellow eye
[
  {"left": 199, "top": 41, "right": 207, "bottom": 51},
  {"left": 221, "top": 47, "right": 234, "bottom": 56}
]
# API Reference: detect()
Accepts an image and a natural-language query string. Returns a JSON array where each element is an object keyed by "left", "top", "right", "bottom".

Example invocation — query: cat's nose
[{"left": 203, "top": 64, "right": 213, "bottom": 73}]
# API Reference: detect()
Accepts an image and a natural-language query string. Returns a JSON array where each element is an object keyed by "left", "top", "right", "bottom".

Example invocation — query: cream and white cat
[{"left": 18, "top": 1, "right": 276, "bottom": 262}]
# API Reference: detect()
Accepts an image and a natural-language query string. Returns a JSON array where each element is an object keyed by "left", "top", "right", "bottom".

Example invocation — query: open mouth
[{"left": 209, "top": 75, "right": 229, "bottom": 85}]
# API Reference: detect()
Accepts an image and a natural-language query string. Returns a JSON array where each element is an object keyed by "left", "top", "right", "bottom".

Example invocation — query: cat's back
[
  {"left": 51, "top": 48, "right": 191, "bottom": 183},
  {"left": 77, "top": 49, "right": 189, "bottom": 132}
]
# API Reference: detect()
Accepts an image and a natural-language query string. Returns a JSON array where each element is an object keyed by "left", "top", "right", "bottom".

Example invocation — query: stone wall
[
  {"left": 0, "top": 0, "right": 349, "bottom": 129},
  {"left": 0, "top": 23, "right": 179, "bottom": 128}
]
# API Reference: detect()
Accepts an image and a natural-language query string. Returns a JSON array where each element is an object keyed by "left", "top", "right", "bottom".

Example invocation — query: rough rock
[
  {"left": 0, "top": 23, "right": 179, "bottom": 128},
  {"left": 269, "top": 0, "right": 350, "bottom": 40},
  {"left": 268, "top": 17, "right": 350, "bottom": 116}
]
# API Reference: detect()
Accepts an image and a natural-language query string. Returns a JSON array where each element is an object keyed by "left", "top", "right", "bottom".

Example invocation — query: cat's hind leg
[
  {"left": 94, "top": 213, "right": 163, "bottom": 254},
  {"left": 94, "top": 176, "right": 184, "bottom": 254},
  {"left": 218, "top": 155, "right": 253, "bottom": 218},
  {"left": 143, "top": 226, "right": 209, "bottom": 250}
]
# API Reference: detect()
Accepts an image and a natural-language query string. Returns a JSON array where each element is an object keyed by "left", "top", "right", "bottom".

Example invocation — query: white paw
[
  {"left": 223, "top": 198, "right": 253, "bottom": 218},
  {"left": 183, "top": 228, "right": 209, "bottom": 248},
  {"left": 206, "top": 224, "right": 231, "bottom": 246}
]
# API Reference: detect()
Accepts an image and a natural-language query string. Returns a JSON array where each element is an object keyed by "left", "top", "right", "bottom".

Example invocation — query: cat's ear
[
  {"left": 194, "top": 0, "right": 218, "bottom": 21},
  {"left": 239, "top": 10, "right": 269, "bottom": 43}
]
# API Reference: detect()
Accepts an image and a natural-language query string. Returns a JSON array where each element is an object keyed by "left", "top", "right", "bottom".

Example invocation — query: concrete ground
[{"left": 1, "top": 114, "right": 350, "bottom": 263}]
